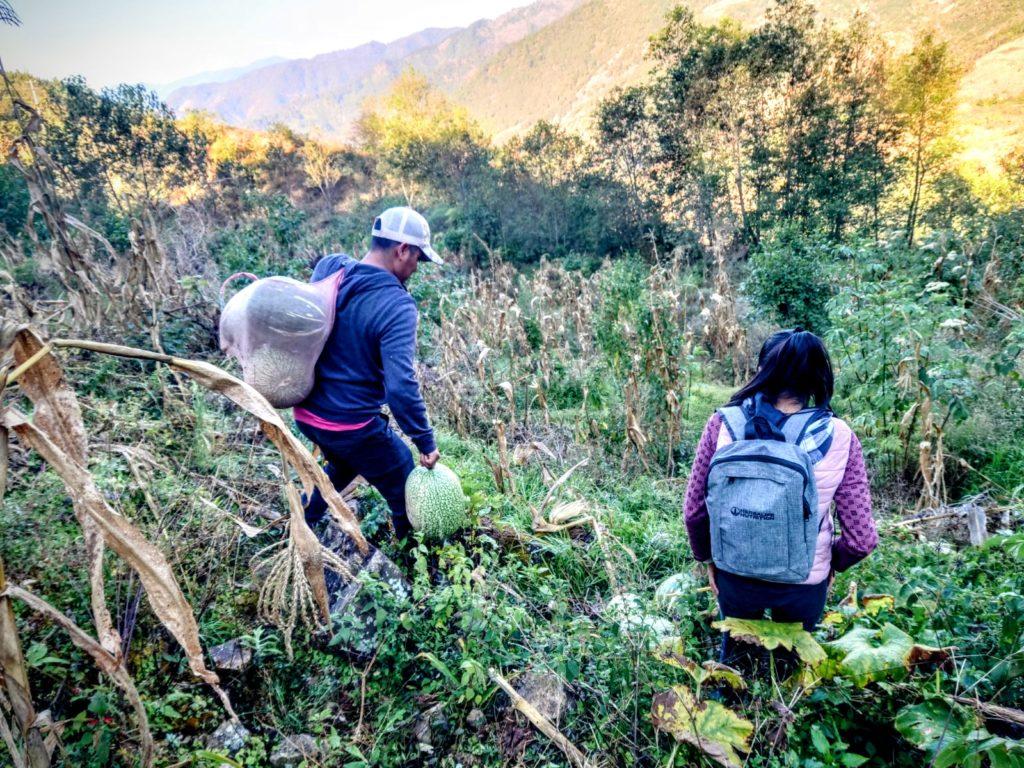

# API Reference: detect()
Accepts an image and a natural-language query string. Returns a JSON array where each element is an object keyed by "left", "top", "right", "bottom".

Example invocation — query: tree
[
  {"left": 301, "top": 140, "right": 343, "bottom": 209},
  {"left": 0, "top": 0, "right": 20, "bottom": 26},
  {"left": 595, "top": 86, "right": 663, "bottom": 247},
  {"left": 891, "top": 33, "right": 961, "bottom": 246},
  {"left": 357, "top": 69, "right": 491, "bottom": 208},
  {"left": 645, "top": 8, "right": 746, "bottom": 247},
  {"left": 44, "top": 78, "right": 207, "bottom": 219},
  {"left": 632, "top": 1, "right": 899, "bottom": 249}
]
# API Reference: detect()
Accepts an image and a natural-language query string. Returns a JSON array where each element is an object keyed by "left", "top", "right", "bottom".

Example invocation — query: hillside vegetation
[{"left": 2, "top": 1, "right": 1024, "bottom": 766}]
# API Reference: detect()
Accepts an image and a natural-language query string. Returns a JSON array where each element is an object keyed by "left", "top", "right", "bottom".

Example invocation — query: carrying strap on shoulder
[
  {"left": 781, "top": 409, "right": 826, "bottom": 445},
  {"left": 718, "top": 405, "right": 826, "bottom": 445},
  {"left": 717, "top": 406, "right": 747, "bottom": 442}
]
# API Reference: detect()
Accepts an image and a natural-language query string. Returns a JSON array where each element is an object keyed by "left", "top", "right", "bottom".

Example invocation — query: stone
[
  {"left": 209, "top": 638, "right": 252, "bottom": 671},
  {"left": 205, "top": 720, "right": 250, "bottom": 755},
  {"left": 965, "top": 503, "right": 989, "bottom": 546},
  {"left": 466, "top": 708, "right": 486, "bottom": 732},
  {"left": 413, "top": 712, "right": 433, "bottom": 750},
  {"left": 514, "top": 669, "right": 567, "bottom": 725},
  {"left": 412, "top": 703, "right": 447, "bottom": 753},
  {"left": 311, "top": 515, "right": 410, "bottom": 658},
  {"left": 269, "top": 734, "right": 321, "bottom": 767}
]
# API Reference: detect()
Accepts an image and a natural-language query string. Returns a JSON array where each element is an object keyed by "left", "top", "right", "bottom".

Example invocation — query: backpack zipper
[{"left": 709, "top": 454, "right": 812, "bottom": 519}]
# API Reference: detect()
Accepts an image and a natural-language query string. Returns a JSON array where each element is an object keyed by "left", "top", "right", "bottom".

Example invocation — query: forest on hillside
[{"left": 1, "top": 1, "right": 1023, "bottom": 766}]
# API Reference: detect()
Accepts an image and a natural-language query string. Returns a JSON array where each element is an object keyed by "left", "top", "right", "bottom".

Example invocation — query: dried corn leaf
[
  {"left": 2, "top": 408, "right": 233, "bottom": 720},
  {"left": 10, "top": 329, "right": 84, "bottom": 462},
  {"left": 49, "top": 338, "right": 367, "bottom": 554},
  {"left": 8, "top": 329, "right": 120, "bottom": 658},
  {"left": 0, "top": 425, "right": 7, "bottom": 505},
  {"left": 3, "top": 584, "right": 153, "bottom": 768},
  {"left": 548, "top": 500, "right": 591, "bottom": 525},
  {"left": 540, "top": 458, "right": 588, "bottom": 512},
  {"left": 91, "top": 343, "right": 363, "bottom": 631},
  {"left": 0, "top": 710, "right": 27, "bottom": 768}
]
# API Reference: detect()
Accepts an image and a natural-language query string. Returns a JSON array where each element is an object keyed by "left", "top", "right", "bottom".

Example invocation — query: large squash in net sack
[
  {"left": 219, "top": 270, "right": 343, "bottom": 408},
  {"left": 405, "top": 463, "right": 470, "bottom": 541}
]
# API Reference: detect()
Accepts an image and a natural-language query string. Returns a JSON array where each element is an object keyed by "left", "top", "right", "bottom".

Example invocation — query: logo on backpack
[{"left": 730, "top": 506, "right": 775, "bottom": 521}]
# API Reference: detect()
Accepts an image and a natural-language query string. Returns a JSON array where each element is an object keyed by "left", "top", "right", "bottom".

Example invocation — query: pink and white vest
[{"left": 716, "top": 417, "right": 853, "bottom": 584}]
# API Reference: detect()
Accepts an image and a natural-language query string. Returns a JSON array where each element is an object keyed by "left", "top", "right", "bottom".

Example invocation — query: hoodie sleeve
[{"left": 380, "top": 299, "right": 436, "bottom": 455}]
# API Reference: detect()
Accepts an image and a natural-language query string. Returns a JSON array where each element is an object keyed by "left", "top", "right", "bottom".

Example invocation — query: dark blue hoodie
[{"left": 298, "top": 254, "right": 436, "bottom": 455}]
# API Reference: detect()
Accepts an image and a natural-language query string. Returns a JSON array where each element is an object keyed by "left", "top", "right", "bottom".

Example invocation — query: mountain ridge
[
  {"left": 166, "top": 0, "right": 1024, "bottom": 168},
  {"left": 166, "top": 0, "right": 584, "bottom": 137}
]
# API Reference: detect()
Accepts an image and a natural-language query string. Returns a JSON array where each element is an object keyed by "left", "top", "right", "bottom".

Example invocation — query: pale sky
[{"left": 0, "top": 0, "right": 530, "bottom": 89}]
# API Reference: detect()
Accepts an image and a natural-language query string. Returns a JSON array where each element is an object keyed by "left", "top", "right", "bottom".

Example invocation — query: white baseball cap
[{"left": 372, "top": 206, "right": 444, "bottom": 265}]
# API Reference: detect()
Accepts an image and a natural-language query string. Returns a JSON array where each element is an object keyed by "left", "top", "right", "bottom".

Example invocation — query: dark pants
[
  {"left": 297, "top": 415, "right": 415, "bottom": 540},
  {"left": 716, "top": 569, "right": 829, "bottom": 676}
]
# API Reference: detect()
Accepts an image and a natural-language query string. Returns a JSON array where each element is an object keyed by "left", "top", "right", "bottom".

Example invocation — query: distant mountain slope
[
  {"left": 957, "top": 33, "right": 1024, "bottom": 171},
  {"left": 152, "top": 57, "right": 286, "bottom": 100},
  {"left": 166, "top": 0, "right": 584, "bottom": 138},
  {"left": 166, "top": 28, "right": 458, "bottom": 133},
  {"left": 457, "top": 0, "right": 1024, "bottom": 144},
  {"left": 455, "top": 0, "right": 679, "bottom": 136}
]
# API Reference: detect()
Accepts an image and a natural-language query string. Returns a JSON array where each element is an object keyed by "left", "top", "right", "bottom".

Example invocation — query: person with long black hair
[{"left": 683, "top": 328, "right": 878, "bottom": 667}]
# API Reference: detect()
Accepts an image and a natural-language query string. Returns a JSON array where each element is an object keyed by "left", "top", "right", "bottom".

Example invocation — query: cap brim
[{"left": 418, "top": 245, "right": 444, "bottom": 265}]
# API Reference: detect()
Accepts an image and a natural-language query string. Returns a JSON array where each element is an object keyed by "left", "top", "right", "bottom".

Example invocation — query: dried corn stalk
[
  {"left": 2, "top": 409, "right": 235, "bottom": 719},
  {"left": 2, "top": 583, "right": 152, "bottom": 767},
  {"left": 37, "top": 336, "right": 376, "bottom": 649},
  {"left": 46, "top": 337, "right": 367, "bottom": 554},
  {"left": 0, "top": 558, "right": 50, "bottom": 768}
]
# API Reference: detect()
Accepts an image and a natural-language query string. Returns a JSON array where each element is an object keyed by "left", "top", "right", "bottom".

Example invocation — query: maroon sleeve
[
  {"left": 684, "top": 413, "right": 722, "bottom": 563},
  {"left": 830, "top": 432, "right": 878, "bottom": 572}
]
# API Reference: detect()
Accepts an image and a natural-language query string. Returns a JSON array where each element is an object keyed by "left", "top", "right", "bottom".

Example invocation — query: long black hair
[{"left": 727, "top": 328, "right": 834, "bottom": 409}]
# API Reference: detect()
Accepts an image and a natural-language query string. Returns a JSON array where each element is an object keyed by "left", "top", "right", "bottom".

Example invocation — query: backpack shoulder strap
[
  {"left": 781, "top": 410, "right": 824, "bottom": 445},
  {"left": 717, "top": 406, "right": 747, "bottom": 442}
]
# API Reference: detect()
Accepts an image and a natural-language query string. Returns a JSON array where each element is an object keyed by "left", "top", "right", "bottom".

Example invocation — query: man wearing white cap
[{"left": 294, "top": 206, "right": 444, "bottom": 542}]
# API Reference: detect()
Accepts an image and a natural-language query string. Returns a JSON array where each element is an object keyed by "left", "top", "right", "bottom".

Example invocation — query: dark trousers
[
  {"left": 716, "top": 569, "right": 829, "bottom": 676},
  {"left": 297, "top": 415, "right": 415, "bottom": 540}
]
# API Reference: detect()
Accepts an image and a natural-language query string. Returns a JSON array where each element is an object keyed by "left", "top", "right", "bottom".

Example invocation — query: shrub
[{"left": 746, "top": 227, "right": 833, "bottom": 333}]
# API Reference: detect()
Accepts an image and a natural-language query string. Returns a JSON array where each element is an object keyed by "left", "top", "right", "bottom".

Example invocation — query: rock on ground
[
  {"left": 514, "top": 669, "right": 567, "bottom": 725},
  {"left": 466, "top": 707, "right": 486, "bottom": 732},
  {"left": 205, "top": 720, "right": 250, "bottom": 754},
  {"left": 209, "top": 638, "right": 252, "bottom": 671},
  {"left": 269, "top": 734, "right": 321, "bottom": 767},
  {"left": 311, "top": 514, "right": 410, "bottom": 658},
  {"left": 412, "top": 702, "right": 449, "bottom": 753}
]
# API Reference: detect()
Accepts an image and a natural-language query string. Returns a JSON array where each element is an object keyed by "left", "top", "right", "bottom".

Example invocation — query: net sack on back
[{"left": 219, "top": 270, "right": 343, "bottom": 408}]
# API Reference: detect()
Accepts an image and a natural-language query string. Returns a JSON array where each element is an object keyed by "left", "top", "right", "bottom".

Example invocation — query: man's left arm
[{"left": 381, "top": 302, "right": 438, "bottom": 462}]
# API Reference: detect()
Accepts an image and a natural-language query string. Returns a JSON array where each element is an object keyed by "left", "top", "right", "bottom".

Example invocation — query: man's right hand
[{"left": 420, "top": 449, "right": 440, "bottom": 469}]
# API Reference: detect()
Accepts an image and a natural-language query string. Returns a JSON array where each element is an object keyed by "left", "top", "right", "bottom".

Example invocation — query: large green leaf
[
  {"left": 712, "top": 618, "right": 827, "bottom": 667},
  {"left": 828, "top": 624, "right": 912, "bottom": 686},
  {"left": 896, "top": 700, "right": 1024, "bottom": 768},
  {"left": 828, "top": 623, "right": 952, "bottom": 686},
  {"left": 651, "top": 685, "right": 753, "bottom": 768},
  {"left": 895, "top": 699, "right": 971, "bottom": 752}
]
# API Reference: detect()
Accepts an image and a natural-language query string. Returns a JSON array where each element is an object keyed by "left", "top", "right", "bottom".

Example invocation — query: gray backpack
[{"left": 706, "top": 406, "right": 822, "bottom": 583}]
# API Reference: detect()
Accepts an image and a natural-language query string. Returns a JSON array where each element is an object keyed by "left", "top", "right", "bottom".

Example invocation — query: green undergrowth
[{"left": 3, "top": 365, "right": 1024, "bottom": 766}]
